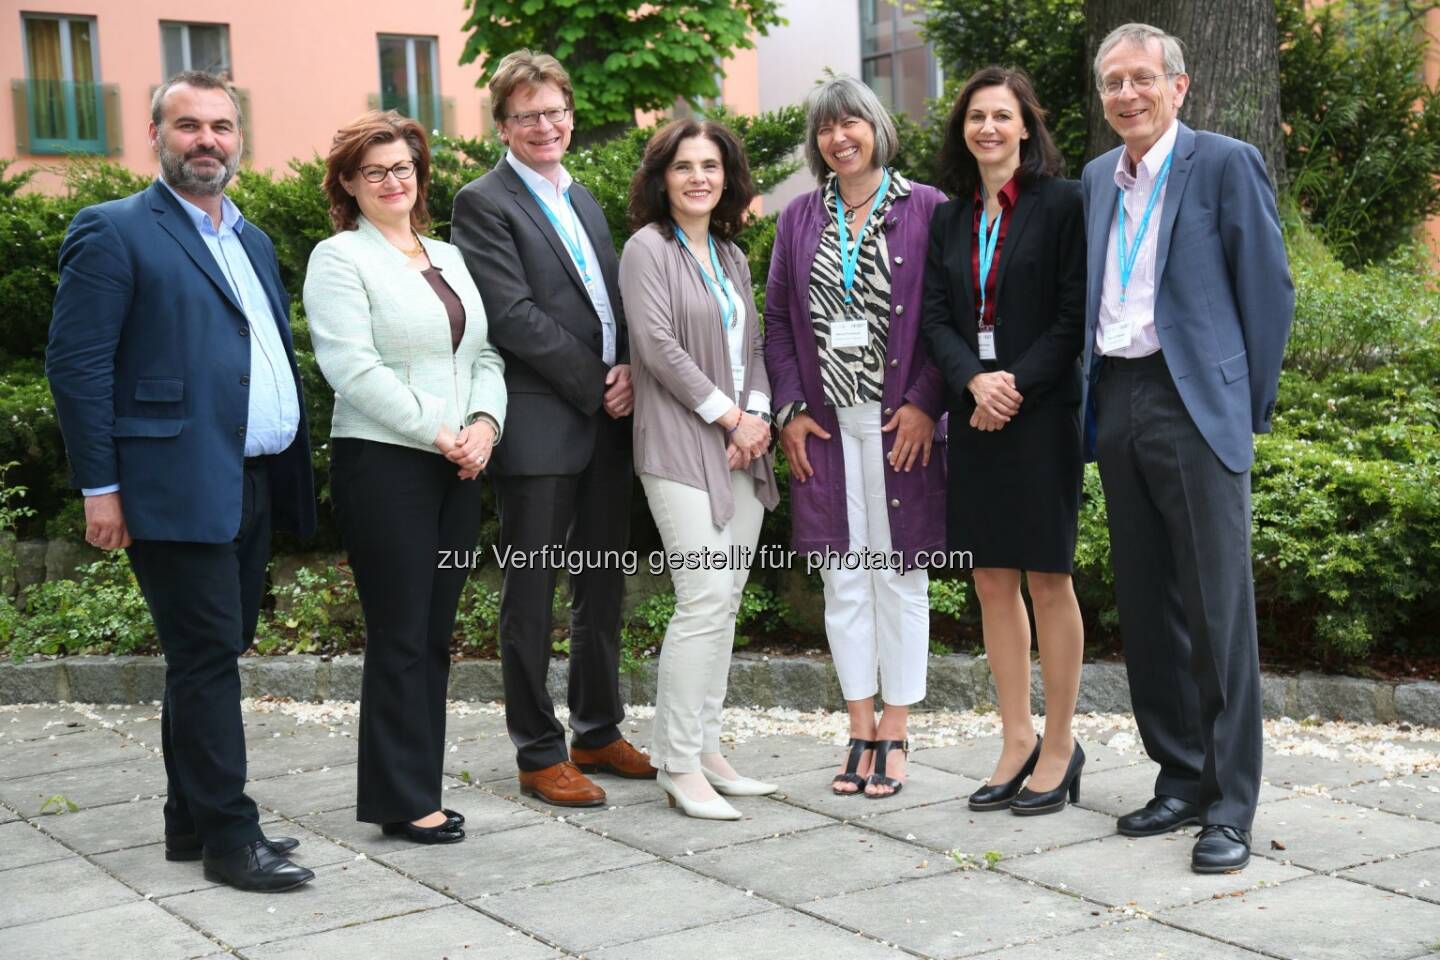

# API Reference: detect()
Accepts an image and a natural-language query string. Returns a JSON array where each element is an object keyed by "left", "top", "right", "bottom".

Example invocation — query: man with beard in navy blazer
[{"left": 46, "top": 72, "right": 315, "bottom": 892}]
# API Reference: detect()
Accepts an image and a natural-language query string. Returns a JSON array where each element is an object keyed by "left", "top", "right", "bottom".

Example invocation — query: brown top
[
  {"left": 421, "top": 265, "right": 466, "bottom": 352},
  {"left": 619, "top": 223, "right": 779, "bottom": 529}
]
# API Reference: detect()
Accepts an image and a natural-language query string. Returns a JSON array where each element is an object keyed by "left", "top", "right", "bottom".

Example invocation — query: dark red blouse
[{"left": 970, "top": 175, "right": 1021, "bottom": 328}]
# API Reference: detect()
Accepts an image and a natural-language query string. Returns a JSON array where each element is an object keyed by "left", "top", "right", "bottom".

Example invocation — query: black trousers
[
  {"left": 1094, "top": 353, "right": 1263, "bottom": 831},
  {"left": 331, "top": 439, "right": 485, "bottom": 824},
  {"left": 492, "top": 430, "right": 631, "bottom": 771},
  {"left": 127, "top": 458, "right": 271, "bottom": 857}
]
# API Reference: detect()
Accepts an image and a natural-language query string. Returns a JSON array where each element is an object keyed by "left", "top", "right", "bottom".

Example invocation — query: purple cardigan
[{"left": 763, "top": 181, "right": 948, "bottom": 567}]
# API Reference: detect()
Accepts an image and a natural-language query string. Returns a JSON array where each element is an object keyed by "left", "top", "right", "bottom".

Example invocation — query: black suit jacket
[
  {"left": 451, "top": 160, "right": 629, "bottom": 476},
  {"left": 921, "top": 175, "right": 1086, "bottom": 414}
]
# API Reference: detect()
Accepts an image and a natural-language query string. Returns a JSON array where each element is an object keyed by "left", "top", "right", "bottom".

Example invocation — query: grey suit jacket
[
  {"left": 450, "top": 160, "right": 629, "bottom": 476},
  {"left": 1079, "top": 122, "right": 1294, "bottom": 473}
]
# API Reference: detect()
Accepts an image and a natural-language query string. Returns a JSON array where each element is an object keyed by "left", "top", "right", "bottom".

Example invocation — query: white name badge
[
  {"left": 978, "top": 329, "right": 996, "bottom": 361},
  {"left": 731, "top": 363, "right": 746, "bottom": 398},
  {"left": 1101, "top": 319, "right": 1132, "bottom": 354},
  {"left": 830, "top": 314, "right": 868, "bottom": 349}
]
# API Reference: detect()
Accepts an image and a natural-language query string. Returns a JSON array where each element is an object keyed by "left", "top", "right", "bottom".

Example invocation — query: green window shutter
[
  {"left": 233, "top": 87, "right": 252, "bottom": 162},
  {"left": 367, "top": 93, "right": 381, "bottom": 112},
  {"left": 10, "top": 81, "right": 29, "bottom": 155},
  {"left": 101, "top": 83, "right": 122, "bottom": 155},
  {"left": 441, "top": 96, "right": 455, "bottom": 136}
]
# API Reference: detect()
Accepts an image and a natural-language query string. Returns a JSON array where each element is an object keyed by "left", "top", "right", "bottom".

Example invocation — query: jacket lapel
[
  {"left": 237, "top": 226, "right": 291, "bottom": 340},
  {"left": 992, "top": 186, "right": 1036, "bottom": 315},
  {"left": 498, "top": 160, "right": 591, "bottom": 304},
  {"left": 1151, "top": 122, "right": 1196, "bottom": 294},
  {"left": 952, "top": 199, "right": 976, "bottom": 319},
  {"left": 1086, "top": 153, "right": 1121, "bottom": 334},
  {"left": 147, "top": 182, "right": 245, "bottom": 317}
]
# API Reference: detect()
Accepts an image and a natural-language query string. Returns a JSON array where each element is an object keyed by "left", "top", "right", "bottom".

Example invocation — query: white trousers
[
  {"left": 821, "top": 402, "right": 930, "bottom": 706},
  {"left": 642, "top": 471, "right": 764, "bottom": 772}
]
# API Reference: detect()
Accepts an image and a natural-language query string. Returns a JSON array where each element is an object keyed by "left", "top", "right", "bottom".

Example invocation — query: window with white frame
[
  {"left": 21, "top": 12, "right": 105, "bottom": 153},
  {"left": 378, "top": 35, "right": 441, "bottom": 132},
  {"left": 161, "top": 21, "right": 232, "bottom": 79}
]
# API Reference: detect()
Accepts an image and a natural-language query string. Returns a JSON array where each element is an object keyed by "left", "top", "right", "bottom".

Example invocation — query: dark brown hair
[
  {"left": 321, "top": 110, "right": 431, "bottom": 232},
  {"left": 938, "top": 66, "right": 1065, "bottom": 198},
  {"left": 627, "top": 119, "right": 755, "bottom": 241}
]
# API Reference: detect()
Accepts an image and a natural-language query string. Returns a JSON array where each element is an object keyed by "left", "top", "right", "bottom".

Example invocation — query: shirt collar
[
  {"left": 1114, "top": 119, "right": 1179, "bottom": 190},
  {"left": 506, "top": 150, "right": 573, "bottom": 200},
  {"left": 157, "top": 177, "right": 243, "bottom": 236},
  {"left": 974, "top": 174, "right": 1022, "bottom": 210}
]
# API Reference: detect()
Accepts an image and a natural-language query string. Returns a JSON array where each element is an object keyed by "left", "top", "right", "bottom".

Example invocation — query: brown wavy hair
[
  {"left": 321, "top": 110, "right": 431, "bottom": 232},
  {"left": 627, "top": 118, "right": 755, "bottom": 242},
  {"left": 938, "top": 66, "right": 1065, "bottom": 198}
]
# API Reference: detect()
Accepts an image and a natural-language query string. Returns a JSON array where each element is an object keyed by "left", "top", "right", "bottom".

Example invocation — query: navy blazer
[
  {"left": 46, "top": 181, "right": 315, "bottom": 543},
  {"left": 1079, "top": 122, "right": 1294, "bottom": 473}
]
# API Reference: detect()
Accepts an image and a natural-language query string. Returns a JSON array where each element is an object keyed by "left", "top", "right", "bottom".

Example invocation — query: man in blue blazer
[
  {"left": 1079, "top": 25, "right": 1294, "bottom": 873},
  {"left": 45, "top": 72, "right": 316, "bottom": 891}
]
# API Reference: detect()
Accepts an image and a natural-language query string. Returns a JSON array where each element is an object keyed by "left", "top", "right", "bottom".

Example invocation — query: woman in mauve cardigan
[{"left": 763, "top": 77, "right": 948, "bottom": 800}]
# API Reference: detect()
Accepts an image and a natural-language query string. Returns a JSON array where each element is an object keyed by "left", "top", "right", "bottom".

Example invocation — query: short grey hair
[
  {"left": 802, "top": 75, "right": 899, "bottom": 184},
  {"left": 1093, "top": 23, "right": 1187, "bottom": 83},
  {"left": 151, "top": 71, "right": 243, "bottom": 128}
]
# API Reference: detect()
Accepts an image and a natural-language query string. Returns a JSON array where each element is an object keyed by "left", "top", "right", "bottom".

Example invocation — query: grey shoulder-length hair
[{"left": 802, "top": 75, "right": 899, "bottom": 183}]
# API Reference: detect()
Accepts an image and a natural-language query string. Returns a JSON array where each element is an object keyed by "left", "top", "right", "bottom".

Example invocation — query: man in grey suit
[
  {"left": 450, "top": 50, "right": 656, "bottom": 807},
  {"left": 1079, "top": 23, "right": 1294, "bottom": 873}
]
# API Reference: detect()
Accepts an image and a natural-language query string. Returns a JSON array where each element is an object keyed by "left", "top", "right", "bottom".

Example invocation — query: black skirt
[{"left": 945, "top": 401, "right": 1082, "bottom": 573}]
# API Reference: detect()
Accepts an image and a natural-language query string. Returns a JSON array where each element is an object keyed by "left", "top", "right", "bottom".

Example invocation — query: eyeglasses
[
  {"left": 356, "top": 161, "right": 416, "bottom": 183},
  {"left": 1097, "top": 73, "right": 1177, "bottom": 97},
  {"left": 505, "top": 107, "right": 571, "bottom": 128}
]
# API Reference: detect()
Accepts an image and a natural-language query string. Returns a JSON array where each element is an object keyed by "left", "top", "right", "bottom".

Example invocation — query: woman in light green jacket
[{"left": 303, "top": 111, "right": 505, "bottom": 846}]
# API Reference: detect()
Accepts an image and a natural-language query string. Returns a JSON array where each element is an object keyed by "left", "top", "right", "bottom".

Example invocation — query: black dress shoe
[
  {"left": 968, "top": 736, "right": 1042, "bottom": 811},
  {"left": 202, "top": 839, "right": 315, "bottom": 892},
  {"left": 381, "top": 820, "right": 465, "bottom": 844},
  {"left": 1011, "top": 740, "right": 1085, "bottom": 816},
  {"left": 443, "top": 808, "right": 465, "bottom": 828},
  {"left": 165, "top": 833, "right": 300, "bottom": 863},
  {"left": 1116, "top": 795, "right": 1200, "bottom": 837},
  {"left": 1192, "top": 824, "right": 1251, "bottom": 873}
]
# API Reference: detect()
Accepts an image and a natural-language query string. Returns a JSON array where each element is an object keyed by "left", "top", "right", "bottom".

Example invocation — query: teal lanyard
[
  {"left": 1115, "top": 151, "right": 1173, "bottom": 304},
  {"left": 835, "top": 168, "right": 891, "bottom": 305},
  {"left": 976, "top": 201, "right": 1003, "bottom": 327},
  {"left": 674, "top": 223, "right": 737, "bottom": 329},
  {"left": 521, "top": 180, "right": 591, "bottom": 284}
]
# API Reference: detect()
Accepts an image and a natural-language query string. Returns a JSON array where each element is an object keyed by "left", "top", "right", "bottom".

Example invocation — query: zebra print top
[{"left": 808, "top": 170, "right": 911, "bottom": 408}]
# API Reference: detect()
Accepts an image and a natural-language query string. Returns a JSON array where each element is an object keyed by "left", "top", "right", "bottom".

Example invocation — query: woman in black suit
[{"left": 921, "top": 67, "right": 1087, "bottom": 815}]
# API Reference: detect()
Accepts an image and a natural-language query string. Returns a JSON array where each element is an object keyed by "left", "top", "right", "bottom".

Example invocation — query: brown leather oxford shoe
[
  {"left": 571, "top": 738, "right": 658, "bottom": 780},
  {"left": 517, "top": 761, "right": 607, "bottom": 807}
]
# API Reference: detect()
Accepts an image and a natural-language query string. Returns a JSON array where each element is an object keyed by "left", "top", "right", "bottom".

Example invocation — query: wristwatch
[{"left": 746, "top": 409, "right": 773, "bottom": 427}]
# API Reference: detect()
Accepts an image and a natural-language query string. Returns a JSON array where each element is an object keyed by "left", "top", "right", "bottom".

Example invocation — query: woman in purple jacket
[{"left": 764, "top": 76, "right": 948, "bottom": 799}]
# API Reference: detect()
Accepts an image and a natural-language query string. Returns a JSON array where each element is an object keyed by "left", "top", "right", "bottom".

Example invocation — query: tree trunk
[{"left": 1083, "top": 0, "right": 1286, "bottom": 186}]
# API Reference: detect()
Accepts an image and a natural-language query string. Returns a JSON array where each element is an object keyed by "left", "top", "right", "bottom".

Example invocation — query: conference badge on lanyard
[
  {"left": 976, "top": 200, "right": 1003, "bottom": 361},
  {"left": 832, "top": 169, "right": 891, "bottom": 350},
  {"left": 1104, "top": 150, "right": 1173, "bottom": 353}
]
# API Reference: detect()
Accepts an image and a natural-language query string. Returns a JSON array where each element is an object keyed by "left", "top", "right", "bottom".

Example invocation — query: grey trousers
[{"left": 1094, "top": 353, "right": 1263, "bottom": 831}]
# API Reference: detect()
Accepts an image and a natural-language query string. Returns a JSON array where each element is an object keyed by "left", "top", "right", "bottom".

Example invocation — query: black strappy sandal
[
  {"left": 866, "top": 739, "right": 909, "bottom": 798},
  {"left": 831, "top": 738, "right": 875, "bottom": 795}
]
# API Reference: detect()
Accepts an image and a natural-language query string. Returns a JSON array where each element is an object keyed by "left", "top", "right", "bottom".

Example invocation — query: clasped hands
[
  {"left": 967, "top": 371, "right": 1023, "bottom": 432},
  {"left": 435, "top": 419, "right": 497, "bottom": 480},
  {"left": 719, "top": 406, "right": 771, "bottom": 470}
]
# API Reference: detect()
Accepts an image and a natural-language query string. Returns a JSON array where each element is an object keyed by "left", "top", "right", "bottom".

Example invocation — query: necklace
[
  {"left": 390, "top": 230, "right": 424, "bottom": 258},
  {"left": 840, "top": 180, "right": 883, "bottom": 222}
]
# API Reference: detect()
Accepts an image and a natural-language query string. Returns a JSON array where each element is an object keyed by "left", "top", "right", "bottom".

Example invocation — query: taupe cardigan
[{"left": 619, "top": 223, "right": 779, "bottom": 528}]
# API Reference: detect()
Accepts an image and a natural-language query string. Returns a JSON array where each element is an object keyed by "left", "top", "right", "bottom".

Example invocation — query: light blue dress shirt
[
  {"left": 82, "top": 181, "right": 301, "bottom": 496},
  {"left": 505, "top": 151, "right": 617, "bottom": 365}
]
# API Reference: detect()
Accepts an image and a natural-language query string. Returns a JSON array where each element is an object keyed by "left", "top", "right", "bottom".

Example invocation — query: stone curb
[{"left": 3, "top": 654, "right": 1438, "bottom": 726}]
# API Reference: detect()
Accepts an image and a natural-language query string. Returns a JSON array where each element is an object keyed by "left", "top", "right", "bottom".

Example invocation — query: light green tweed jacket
[{"left": 303, "top": 216, "right": 506, "bottom": 453}]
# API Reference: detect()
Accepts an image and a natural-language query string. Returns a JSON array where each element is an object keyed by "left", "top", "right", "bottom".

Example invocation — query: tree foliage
[{"left": 459, "top": 0, "right": 784, "bottom": 138}]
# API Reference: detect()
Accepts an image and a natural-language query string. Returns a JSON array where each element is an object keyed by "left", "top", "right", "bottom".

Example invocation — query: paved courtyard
[{"left": 1, "top": 699, "right": 1438, "bottom": 960}]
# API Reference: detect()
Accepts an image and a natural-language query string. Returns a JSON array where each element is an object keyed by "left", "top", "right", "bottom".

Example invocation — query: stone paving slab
[
  {"left": 684, "top": 822, "right": 958, "bottom": 905},
  {"left": 1342, "top": 848, "right": 1440, "bottom": 905},
  {"left": 588, "top": 909, "right": 901, "bottom": 959},
  {"left": 0, "top": 856, "right": 139, "bottom": 928},
  {"left": 161, "top": 860, "right": 451, "bottom": 949},
  {"left": 1160, "top": 874, "right": 1440, "bottom": 960},
  {"left": 1250, "top": 795, "right": 1440, "bottom": 872},
  {"left": 962, "top": 919, "right": 1274, "bottom": 959},
  {"left": 2, "top": 703, "right": 1439, "bottom": 960},
  {"left": 0, "top": 900, "right": 218, "bottom": 960},
  {"left": 805, "top": 869, "right": 1106, "bottom": 959},
  {"left": 240, "top": 903, "right": 561, "bottom": 960},
  {"left": 998, "top": 832, "right": 1310, "bottom": 912},
  {"left": 479, "top": 859, "right": 773, "bottom": 954}
]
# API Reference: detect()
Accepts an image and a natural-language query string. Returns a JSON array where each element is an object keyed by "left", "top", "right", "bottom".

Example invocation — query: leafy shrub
[
  {"left": 9, "top": 555, "right": 153, "bottom": 658},
  {"left": 254, "top": 564, "right": 359, "bottom": 655},
  {"left": 454, "top": 578, "right": 501, "bottom": 653}
]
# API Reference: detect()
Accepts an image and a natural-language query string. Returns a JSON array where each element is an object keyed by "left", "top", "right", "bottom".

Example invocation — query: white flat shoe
[
  {"left": 701, "top": 766, "right": 778, "bottom": 797},
  {"left": 658, "top": 769, "right": 742, "bottom": 820}
]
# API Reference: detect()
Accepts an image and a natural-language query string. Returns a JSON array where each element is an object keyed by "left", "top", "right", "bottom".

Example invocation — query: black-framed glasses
[
  {"left": 357, "top": 161, "right": 416, "bottom": 183},
  {"left": 505, "top": 107, "right": 571, "bottom": 128},
  {"left": 1097, "top": 73, "right": 1177, "bottom": 97}
]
